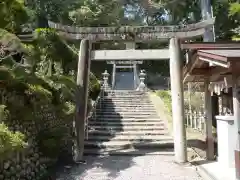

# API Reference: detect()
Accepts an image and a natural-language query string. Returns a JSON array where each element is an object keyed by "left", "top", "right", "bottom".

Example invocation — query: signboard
[{"left": 106, "top": 60, "right": 143, "bottom": 64}]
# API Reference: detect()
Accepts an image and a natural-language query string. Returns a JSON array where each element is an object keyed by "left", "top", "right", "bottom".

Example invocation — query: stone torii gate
[{"left": 48, "top": 18, "right": 215, "bottom": 163}]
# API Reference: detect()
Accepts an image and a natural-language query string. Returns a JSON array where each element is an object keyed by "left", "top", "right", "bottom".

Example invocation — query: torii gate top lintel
[{"left": 48, "top": 18, "right": 215, "bottom": 42}]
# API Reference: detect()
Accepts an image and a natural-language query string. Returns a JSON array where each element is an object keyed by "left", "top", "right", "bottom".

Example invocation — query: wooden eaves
[{"left": 182, "top": 42, "right": 240, "bottom": 83}]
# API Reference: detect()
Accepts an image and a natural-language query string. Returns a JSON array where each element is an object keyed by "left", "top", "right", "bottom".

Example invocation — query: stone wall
[{"left": 0, "top": 103, "right": 72, "bottom": 180}]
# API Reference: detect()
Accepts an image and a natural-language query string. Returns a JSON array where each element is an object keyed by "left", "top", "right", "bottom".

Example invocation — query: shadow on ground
[{"left": 54, "top": 147, "right": 174, "bottom": 180}]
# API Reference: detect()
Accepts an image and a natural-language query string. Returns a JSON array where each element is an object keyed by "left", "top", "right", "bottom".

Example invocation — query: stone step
[
  {"left": 104, "top": 91, "right": 146, "bottom": 93},
  {"left": 99, "top": 103, "right": 154, "bottom": 106},
  {"left": 88, "top": 125, "right": 166, "bottom": 131},
  {"left": 96, "top": 110, "right": 156, "bottom": 114},
  {"left": 100, "top": 101, "right": 151, "bottom": 104},
  {"left": 97, "top": 108, "right": 156, "bottom": 111},
  {"left": 96, "top": 110, "right": 156, "bottom": 113},
  {"left": 101, "top": 102, "right": 152, "bottom": 105},
  {"left": 88, "top": 121, "right": 164, "bottom": 126},
  {"left": 104, "top": 95, "right": 146, "bottom": 97},
  {"left": 89, "top": 117, "right": 162, "bottom": 121},
  {"left": 84, "top": 148, "right": 174, "bottom": 156},
  {"left": 102, "top": 100, "right": 149, "bottom": 101},
  {"left": 92, "top": 117, "right": 160, "bottom": 120},
  {"left": 96, "top": 108, "right": 156, "bottom": 111},
  {"left": 102, "top": 98, "right": 149, "bottom": 100},
  {"left": 86, "top": 134, "right": 171, "bottom": 141},
  {"left": 98, "top": 104, "right": 154, "bottom": 107},
  {"left": 103, "top": 95, "right": 148, "bottom": 97},
  {"left": 103, "top": 99, "right": 148, "bottom": 101},
  {"left": 104, "top": 95, "right": 147, "bottom": 97},
  {"left": 104, "top": 94, "right": 147, "bottom": 96},
  {"left": 99, "top": 104, "right": 153, "bottom": 107},
  {"left": 104, "top": 90, "right": 145, "bottom": 92},
  {"left": 87, "top": 130, "right": 169, "bottom": 136},
  {"left": 104, "top": 92, "right": 146, "bottom": 95},
  {"left": 101, "top": 101, "right": 151, "bottom": 104},
  {"left": 99, "top": 107, "right": 155, "bottom": 110},
  {"left": 96, "top": 112, "right": 157, "bottom": 115},
  {"left": 95, "top": 114, "right": 159, "bottom": 118},
  {"left": 102, "top": 98, "right": 149, "bottom": 101},
  {"left": 84, "top": 140, "right": 174, "bottom": 149},
  {"left": 89, "top": 118, "right": 162, "bottom": 122}
]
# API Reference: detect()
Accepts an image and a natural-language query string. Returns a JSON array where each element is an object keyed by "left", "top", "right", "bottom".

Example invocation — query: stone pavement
[{"left": 56, "top": 155, "right": 203, "bottom": 180}]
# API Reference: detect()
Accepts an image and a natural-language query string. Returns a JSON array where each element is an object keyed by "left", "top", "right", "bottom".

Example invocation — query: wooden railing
[{"left": 185, "top": 110, "right": 205, "bottom": 133}]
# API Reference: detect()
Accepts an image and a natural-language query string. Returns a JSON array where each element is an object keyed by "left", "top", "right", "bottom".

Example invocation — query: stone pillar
[
  {"left": 169, "top": 37, "right": 187, "bottom": 163},
  {"left": 204, "top": 78, "right": 215, "bottom": 160},
  {"left": 232, "top": 74, "right": 240, "bottom": 180},
  {"left": 102, "top": 70, "right": 110, "bottom": 90},
  {"left": 137, "top": 70, "right": 146, "bottom": 91},
  {"left": 133, "top": 63, "right": 137, "bottom": 89},
  {"left": 112, "top": 63, "right": 116, "bottom": 89},
  {"left": 74, "top": 39, "right": 91, "bottom": 162}
]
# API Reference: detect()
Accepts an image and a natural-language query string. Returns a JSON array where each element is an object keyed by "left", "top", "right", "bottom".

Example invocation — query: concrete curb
[{"left": 193, "top": 163, "right": 217, "bottom": 180}]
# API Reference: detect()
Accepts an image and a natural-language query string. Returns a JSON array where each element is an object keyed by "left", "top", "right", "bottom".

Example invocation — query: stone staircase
[{"left": 84, "top": 90, "right": 174, "bottom": 155}]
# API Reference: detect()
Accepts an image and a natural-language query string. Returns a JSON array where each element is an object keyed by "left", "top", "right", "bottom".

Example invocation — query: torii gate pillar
[
  {"left": 169, "top": 37, "right": 187, "bottom": 163},
  {"left": 74, "top": 39, "right": 91, "bottom": 162}
]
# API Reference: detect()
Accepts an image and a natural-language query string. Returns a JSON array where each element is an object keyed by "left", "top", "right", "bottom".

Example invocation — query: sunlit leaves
[
  {"left": 229, "top": 2, "right": 240, "bottom": 16},
  {"left": 0, "top": 123, "right": 27, "bottom": 157}
]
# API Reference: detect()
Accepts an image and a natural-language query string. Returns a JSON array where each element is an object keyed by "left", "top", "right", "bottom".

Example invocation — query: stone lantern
[
  {"left": 137, "top": 70, "right": 146, "bottom": 91},
  {"left": 102, "top": 70, "right": 110, "bottom": 90}
]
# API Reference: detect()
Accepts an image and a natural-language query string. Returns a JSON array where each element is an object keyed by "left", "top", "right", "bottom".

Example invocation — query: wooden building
[{"left": 182, "top": 42, "right": 240, "bottom": 180}]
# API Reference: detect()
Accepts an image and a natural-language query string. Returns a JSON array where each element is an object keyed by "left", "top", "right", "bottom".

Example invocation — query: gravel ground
[{"left": 56, "top": 155, "right": 203, "bottom": 180}]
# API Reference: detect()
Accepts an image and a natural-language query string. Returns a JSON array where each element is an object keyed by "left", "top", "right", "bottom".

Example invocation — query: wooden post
[
  {"left": 198, "top": 111, "right": 203, "bottom": 130},
  {"left": 232, "top": 73, "right": 240, "bottom": 180},
  {"left": 189, "top": 110, "right": 193, "bottom": 128},
  {"left": 194, "top": 111, "right": 197, "bottom": 129},
  {"left": 204, "top": 78, "right": 214, "bottom": 160},
  {"left": 74, "top": 39, "right": 91, "bottom": 162},
  {"left": 169, "top": 37, "right": 187, "bottom": 163}
]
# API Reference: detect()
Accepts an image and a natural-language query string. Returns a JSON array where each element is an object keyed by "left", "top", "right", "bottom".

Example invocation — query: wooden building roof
[{"left": 182, "top": 42, "right": 240, "bottom": 83}]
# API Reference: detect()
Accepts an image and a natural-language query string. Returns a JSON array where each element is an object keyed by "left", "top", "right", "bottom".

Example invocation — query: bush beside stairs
[{"left": 84, "top": 90, "right": 174, "bottom": 155}]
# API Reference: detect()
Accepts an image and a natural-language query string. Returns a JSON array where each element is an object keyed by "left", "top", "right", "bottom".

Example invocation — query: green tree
[
  {"left": 69, "top": 0, "right": 124, "bottom": 26},
  {"left": 0, "top": 0, "right": 29, "bottom": 33},
  {"left": 229, "top": 2, "right": 240, "bottom": 40}
]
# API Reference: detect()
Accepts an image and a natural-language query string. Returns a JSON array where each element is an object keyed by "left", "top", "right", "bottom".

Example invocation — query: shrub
[{"left": 156, "top": 90, "right": 172, "bottom": 113}]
